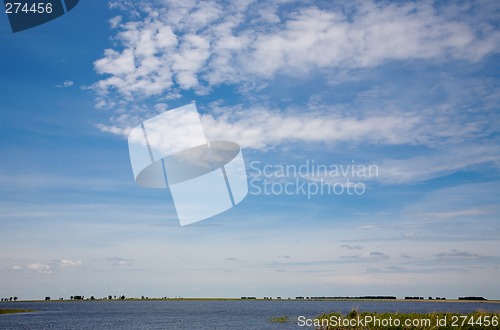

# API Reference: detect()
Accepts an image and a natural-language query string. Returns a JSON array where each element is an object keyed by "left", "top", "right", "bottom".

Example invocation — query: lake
[{"left": 1, "top": 300, "right": 499, "bottom": 329}]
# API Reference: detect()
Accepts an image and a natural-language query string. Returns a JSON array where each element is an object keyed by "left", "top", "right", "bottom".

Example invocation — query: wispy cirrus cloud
[
  {"left": 341, "top": 244, "right": 363, "bottom": 250},
  {"left": 106, "top": 257, "right": 134, "bottom": 266},
  {"left": 377, "top": 143, "right": 500, "bottom": 184},
  {"left": 340, "top": 251, "right": 389, "bottom": 261},
  {"left": 435, "top": 249, "right": 483, "bottom": 260}
]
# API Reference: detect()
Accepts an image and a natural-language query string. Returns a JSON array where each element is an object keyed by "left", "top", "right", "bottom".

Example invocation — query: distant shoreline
[{"left": 5, "top": 298, "right": 500, "bottom": 303}]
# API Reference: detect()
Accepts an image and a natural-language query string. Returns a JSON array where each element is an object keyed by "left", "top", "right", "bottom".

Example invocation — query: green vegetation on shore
[
  {"left": 269, "top": 315, "right": 289, "bottom": 323},
  {"left": 310, "top": 310, "right": 500, "bottom": 329},
  {"left": 0, "top": 309, "right": 35, "bottom": 314}
]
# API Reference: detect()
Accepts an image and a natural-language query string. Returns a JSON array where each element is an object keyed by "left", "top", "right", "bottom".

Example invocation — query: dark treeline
[
  {"left": 0, "top": 297, "right": 18, "bottom": 302},
  {"left": 3, "top": 295, "right": 491, "bottom": 301},
  {"left": 287, "top": 296, "right": 397, "bottom": 300}
]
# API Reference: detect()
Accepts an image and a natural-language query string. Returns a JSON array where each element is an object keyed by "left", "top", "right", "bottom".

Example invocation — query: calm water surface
[{"left": 1, "top": 300, "right": 499, "bottom": 329}]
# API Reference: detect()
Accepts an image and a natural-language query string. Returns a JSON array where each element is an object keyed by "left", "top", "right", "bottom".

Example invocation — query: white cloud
[
  {"left": 93, "top": 0, "right": 499, "bottom": 98},
  {"left": 89, "top": 0, "right": 500, "bottom": 186},
  {"left": 377, "top": 143, "right": 500, "bottom": 184},
  {"left": 435, "top": 249, "right": 483, "bottom": 260},
  {"left": 109, "top": 15, "right": 122, "bottom": 28},
  {"left": 27, "top": 262, "right": 52, "bottom": 274},
  {"left": 91, "top": 1, "right": 499, "bottom": 144},
  {"left": 415, "top": 209, "right": 491, "bottom": 220},
  {"left": 200, "top": 106, "right": 421, "bottom": 150},
  {"left": 202, "top": 108, "right": 419, "bottom": 149},
  {"left": 92, "top": 100, "right": 499, "bottom": 184},
  {"left": 94, "top": 102, "right": 427, "bottom": 150},
  {"left": 59, "top": 259, "right": 83, "bottom": 267},
  {"left": 172, "top": 34, "right": 210, "bottom": 89},
  {"left": 339, "top": 251, "right": 389, "bottom": 261},
  {"left": 106, "top": 257, "right": 133, "bottom": 266},
  {"left": 341, "top": 244, "right": 362, "bottom": 250},
  {"left": 55, "top": 80, "right": 74, "bottom": 88},
  {"left": 93, "top": 20, "right": 178, "bottom": 98}
]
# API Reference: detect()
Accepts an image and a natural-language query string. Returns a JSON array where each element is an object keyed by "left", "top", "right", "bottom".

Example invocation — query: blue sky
[{"left": 1, "top": 0, "right": 499, "bottom": 300}]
